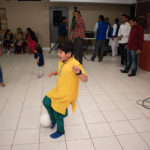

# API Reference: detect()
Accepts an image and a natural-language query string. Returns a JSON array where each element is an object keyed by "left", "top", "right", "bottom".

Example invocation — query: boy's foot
[
  {"left": 50, "top": 123, "right": 56, "bottom": 129},
  {"left": 38, "top": 75, "right": 42, "bottom": 78},
  {"left": 38, "top": 75, "right": 41, "bottom": 78},
  {"left": 38, "top": 74, "right": 44, "bottom": 78},
  {"left": 0, "top": 82, "right": 6, "bottom": 87},
  {"left": 50, "top": 131, "right": 64, "bottom": 139}
]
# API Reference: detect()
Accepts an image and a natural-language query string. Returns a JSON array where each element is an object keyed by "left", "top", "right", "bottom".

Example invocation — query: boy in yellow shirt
[{"left": 43, "top": 40, "right": 88, "bottom": 138}]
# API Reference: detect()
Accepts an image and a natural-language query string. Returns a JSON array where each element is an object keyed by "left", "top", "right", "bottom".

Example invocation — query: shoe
[
  {"left": 120, "top": 70, "right": 128, "bottom": 73},
  {"left": 38, "top": 75, "right": 42, "bottom": 78},
  {"left": 128, "top": 73, "right": 136, "bottom": 77}
]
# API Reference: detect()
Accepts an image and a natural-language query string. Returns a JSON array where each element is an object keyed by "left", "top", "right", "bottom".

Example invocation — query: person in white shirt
[
  {"left": 118, "top": 14, "right": 131, "bottom": 65},
  {"left": 109, "top": 18, "right": 120, "bottom": 56}
]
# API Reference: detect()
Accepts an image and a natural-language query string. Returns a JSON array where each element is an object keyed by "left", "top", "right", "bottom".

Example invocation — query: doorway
[{"left": 49, "top": 7, "right": 68, "bottom": 46}]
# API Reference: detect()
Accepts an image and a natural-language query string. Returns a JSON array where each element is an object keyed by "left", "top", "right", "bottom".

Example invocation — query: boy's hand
[
  {"left": 72, "top": 66, "right": 80, "bottom": 74},
  {"left": 48, "top": 72, "right": 58, "bottom": 77},
  {"left": 73, "top": 66, "right": 88, "bottom": 82}
]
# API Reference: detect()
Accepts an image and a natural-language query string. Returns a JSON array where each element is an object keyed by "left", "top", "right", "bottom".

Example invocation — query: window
[{"left": 53, "top": 10, "right": 62, "bottom": 27}]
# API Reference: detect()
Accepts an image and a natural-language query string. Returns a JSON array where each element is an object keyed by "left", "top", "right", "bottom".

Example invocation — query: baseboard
[{"left": 42, "top": 47, "right": 50, "bottom": 51}]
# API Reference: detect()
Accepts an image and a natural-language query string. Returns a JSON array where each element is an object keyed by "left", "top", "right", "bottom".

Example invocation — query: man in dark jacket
[{"left": 121, "top": 17, "right": 144, "bottom": 77}]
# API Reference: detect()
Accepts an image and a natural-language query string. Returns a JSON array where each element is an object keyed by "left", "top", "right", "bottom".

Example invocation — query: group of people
[
  {"left": 59, "top": 10, "right": 144, "bottom": 77},
  {"left": 2, "top": 27, "right": 38, "bottom": 54}
]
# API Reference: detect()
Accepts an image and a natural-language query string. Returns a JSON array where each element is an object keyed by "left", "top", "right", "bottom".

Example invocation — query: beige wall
[{"left": 0, "top": 0, "right": 130, "bottom": 47}]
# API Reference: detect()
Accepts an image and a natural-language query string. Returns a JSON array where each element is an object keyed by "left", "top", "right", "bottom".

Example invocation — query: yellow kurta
[{"left": 46, "top": 57, "right": 86, "bottom": 115}]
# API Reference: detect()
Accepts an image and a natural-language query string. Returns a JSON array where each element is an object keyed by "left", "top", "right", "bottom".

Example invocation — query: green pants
[{"left": 43, "top": 96, "right": 68, "bottom": 133}]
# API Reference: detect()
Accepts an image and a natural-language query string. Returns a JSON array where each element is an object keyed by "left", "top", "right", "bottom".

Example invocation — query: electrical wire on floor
[{"left": 136, "top": 98, "right": 150, "bottom": 110}]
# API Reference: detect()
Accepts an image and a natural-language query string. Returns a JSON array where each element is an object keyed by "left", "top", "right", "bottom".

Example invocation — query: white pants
[
  {"left": 109, "top": 38, "right": 118, "bottom": 56},
  {"left": 38, "top": 66, "right": 43, "bottom": 76}
]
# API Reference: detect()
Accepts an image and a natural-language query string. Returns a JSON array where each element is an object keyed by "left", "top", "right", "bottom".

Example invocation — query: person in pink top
[{"left": 26, "top": 27, "right": 38, "bottom": 54}]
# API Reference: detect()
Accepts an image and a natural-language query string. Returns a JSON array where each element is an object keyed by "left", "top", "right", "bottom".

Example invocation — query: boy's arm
[
  {"left": 72, "top": 66, "right": 88, "bottom": 82},
  {"left": 48, "top": 71, "right": 58, "bottom": 77}
]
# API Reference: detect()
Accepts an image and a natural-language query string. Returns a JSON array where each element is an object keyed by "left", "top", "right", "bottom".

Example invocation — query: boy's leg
[
  {"left": 50, "top": 109, "right": 68, "bottom": 138},
  {"left": 43, "top": 96, "right": 56, "bottom": 127},
  {"left": 38, "top": 66, "right": 43, "bottom": 78}
]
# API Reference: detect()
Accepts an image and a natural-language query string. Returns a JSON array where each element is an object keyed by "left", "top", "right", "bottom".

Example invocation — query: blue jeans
[
  {"left": 125, "top": 50, "right": 138, "bottom": 75},
  {"left": 0, "top": 65, "right": 3, "bottom": 83}
]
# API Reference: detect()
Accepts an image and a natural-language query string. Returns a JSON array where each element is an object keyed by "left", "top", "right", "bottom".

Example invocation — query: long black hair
[
  {"left": 27, "top": 27, "right": 38, "bottom": 43},
  {"left": 4, "top": 29, "right": 13, "bottom": 41}
]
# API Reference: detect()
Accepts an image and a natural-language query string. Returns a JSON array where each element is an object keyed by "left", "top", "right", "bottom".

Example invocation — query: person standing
[
  {"left": 120, "top": 17, "right": 144, "bottom": 77},
  {"left": 90, "top": 15, "right": 109, "bottom": 62},
  {"left": 58, "top": 16, "right": 68, "bottom": 43},
  {"left": 109, "top": 18, "right": 120, "bottom": 56},
  {"left": 118, "top": 14, "right": 131, "bottom": 66},
  {"left": 72, "top": 10, "right": 85, "bottom": 64}
]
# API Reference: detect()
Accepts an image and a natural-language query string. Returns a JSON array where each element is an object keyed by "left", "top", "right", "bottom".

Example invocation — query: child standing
[
  {"left": 34, "top": 44, "right": 44, "bottom": 78},
  {"left": 43, "top": 40, "right": 88, "bottom": 138}
]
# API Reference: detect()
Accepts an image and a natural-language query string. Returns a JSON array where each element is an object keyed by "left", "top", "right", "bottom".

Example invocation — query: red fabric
[
  {"left": 73, "top": 17, "right": 85, "bottom": 39},
  {"left": 28, "top": 35, "right": 37, "bottom": 53},
  {"left": 139, "top": 41, "right": 150, "bottom": 71},
  {"left": 127, "top": 24, "right": 144, "bottom": 51}
]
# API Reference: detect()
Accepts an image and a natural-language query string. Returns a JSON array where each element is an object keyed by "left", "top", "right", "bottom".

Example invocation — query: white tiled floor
[{"left": 0, "top": 52, "right": 150, "bottom": 150}]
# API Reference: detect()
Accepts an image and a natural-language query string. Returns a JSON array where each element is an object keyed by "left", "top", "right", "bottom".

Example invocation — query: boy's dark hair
[
  {"left": 36, "top": 44, "right": 43, "bottom": 54},
  {"left": 129, "top": 17, "right": 137, "bottom": 22},
  {"left": 115, "top": 18, "right": 119, "bottom": 23},
  {"left": 58, "top": 40, "right": 74, "bottom": 55},
  {"left": 99, "top": 15, "right": 104, "bottom": 21}
]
